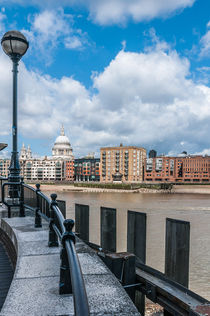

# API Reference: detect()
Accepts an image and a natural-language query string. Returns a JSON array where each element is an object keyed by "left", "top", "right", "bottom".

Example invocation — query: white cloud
[
  {"left": 84, "top": 0, "right": 195, "bottom": 25},
  {"left": 0, "top": 0, "right": 195, "bottom": 25},
  {"left": 194, "top": 149, "right": 210, "bottom": 156},
  {"left": 0, "top": 10, "right": 6, "bottom": 34},
  {"left": 32, "top": 9, "right": 70, "bottom": 39},
  {"left": 22, "top": 9, "right": 89, "bottom": 64},
  {"left": 200, "top": 21, "right": 210, "bottom": 57},
  {"left": 1, "top": 38, "right": 210, "bottom": 157},
  {"left": 65, "top": 36, "right": 82, "bottom": 49}
]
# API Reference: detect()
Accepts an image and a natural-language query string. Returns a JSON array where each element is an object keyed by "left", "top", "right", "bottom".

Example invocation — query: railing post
[
  {"left": 48, "top": 193, "right": 59, "bottom": 247},
  {"left": 60, "top": 219, "right": 75, "bottom": 294},
  {"left": 35, "top": 183, "right": 42, "bottom": 228},
  {"left": 19, "top": 177, "right": 25, "bottom": 217},
  {"left": 8, "top": 205, "right": 11, "bottom": 218}
]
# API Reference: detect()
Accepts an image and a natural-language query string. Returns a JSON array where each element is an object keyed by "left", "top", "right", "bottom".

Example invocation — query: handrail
[
  {"left": 51, "top": 203, "right": 65, "bottom": 233},
  {"left": 37, "top": 190, "right": 51, "bottom": 204},
  {"left": 135, "top": 262, "right": 209, "bottom": 315},
  {"left": 1, "top": 181, "right": 90, "bottom": 316},
  {"left": 50, "top": 202, "right": 89, "bottom": 315},
  {"left": 66, "top": 240, "right": 89, "bottom": 315},
  {"left": 23, "top": 183, "right": 36, "bottom": 192}
]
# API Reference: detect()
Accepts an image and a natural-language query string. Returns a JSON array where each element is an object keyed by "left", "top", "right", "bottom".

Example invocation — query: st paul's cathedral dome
[{"left": 52, "top": 126, "right": 73, "bottom": 160}]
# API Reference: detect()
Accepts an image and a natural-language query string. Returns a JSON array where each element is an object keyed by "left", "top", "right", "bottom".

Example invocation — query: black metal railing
[
  {"left": 1, "top": 181, "right": 89, "bottom": 316},
  {"left": 0, "top": 176, "right": 8, "bottom": 203}
]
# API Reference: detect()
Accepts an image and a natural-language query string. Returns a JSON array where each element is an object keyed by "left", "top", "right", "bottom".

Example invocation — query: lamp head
[{"left": 1, "top": 30, "right": 29, "bottom": 60}]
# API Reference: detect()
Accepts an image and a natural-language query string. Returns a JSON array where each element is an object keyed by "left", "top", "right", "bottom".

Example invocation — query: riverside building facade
[
  {"left": 144, "top": 155, "right": 210, "bottom": 183},
  {"left": 74, "top": 154, "right": 100, "bottom": 182},
  {"left": 100, "top": 145, "right": 146, "bottom": 182},
  {"left": 0, "top": 127, "right": 75, "bottom": 182}
]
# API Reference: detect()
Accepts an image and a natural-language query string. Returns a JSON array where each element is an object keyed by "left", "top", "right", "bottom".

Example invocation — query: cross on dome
[{"left": 61, "top": 125, "right": 65, "bottom": 136}]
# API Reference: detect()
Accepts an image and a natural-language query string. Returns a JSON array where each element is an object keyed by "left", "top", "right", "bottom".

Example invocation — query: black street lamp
[{"left": 1, "top": 30, "right": 29, "bottom": 197}]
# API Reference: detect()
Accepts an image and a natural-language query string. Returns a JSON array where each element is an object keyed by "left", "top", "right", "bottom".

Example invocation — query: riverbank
[
  {"left": 172, "top": 184, "right": 210, "bottom": 194},
  {"left": 29, "top": 183, "right": 210, "bottom": 194},
  {"left": 35, "top": 184, "right": 169, "bottom": 194}
]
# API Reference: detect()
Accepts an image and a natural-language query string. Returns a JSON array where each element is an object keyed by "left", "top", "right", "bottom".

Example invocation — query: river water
[{"left": 44, "top": 190, "right": 210, "bottom": 300}]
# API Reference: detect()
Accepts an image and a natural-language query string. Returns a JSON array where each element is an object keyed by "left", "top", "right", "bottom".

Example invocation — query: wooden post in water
[
  {"left": 127, "top": 210, "right": 147, "bottom": 315},
  {"left": 164, "top": 218, "right": 190, "bottom": 316},
  {"left": 100, "top": 207, "right": 116, "bottom": 252},
  {"left": 127, "top": 211, "right": 147, "bottom": 262},
  {"left": 165, "top": 218, "right": 190, "bottom": 287},
  {"left": 75, "top": 204, "right": 89, "bottom": 242}
]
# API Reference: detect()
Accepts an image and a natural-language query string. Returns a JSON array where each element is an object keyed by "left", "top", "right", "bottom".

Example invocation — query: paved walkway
[{"left": 0, "top": 215, "right": 140, "bottom": 315}]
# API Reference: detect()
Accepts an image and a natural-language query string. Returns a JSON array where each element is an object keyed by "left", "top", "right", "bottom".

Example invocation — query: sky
[{"left": 0, "top": 0, "right": 210, "bottom": 158}]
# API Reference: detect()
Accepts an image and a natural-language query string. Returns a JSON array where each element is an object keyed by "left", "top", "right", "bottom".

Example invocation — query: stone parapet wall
[{"left": 0, "top": 227, "right": 17, "bottom": 269}]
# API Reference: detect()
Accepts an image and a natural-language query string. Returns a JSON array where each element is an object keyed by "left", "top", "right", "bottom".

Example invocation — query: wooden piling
[
  {"left": 57, "top": 200, "right": 66, "bottom": 219},
  {"left": 127, "top": 210, "right": 147, "bottom": 262},
  {"left": 127, "top": 210, "right": 147, "bottom": 315},
  {"left": 100, "top": 207, "right": 116, "bottom": 252},
  {"left": 75, "top": 204, "right": 89, "bottom": 242},
  {"left": 165, "top": 218, "right": 190, "bottom": 288}
]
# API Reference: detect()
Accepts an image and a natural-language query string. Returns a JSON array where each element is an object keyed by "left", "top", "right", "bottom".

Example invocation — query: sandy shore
[
  {"left": 172, "top": 184, "right": 210, "bottom": 194},
  {"left": 30, "top": 183, "right": 210, "bottom": 194},
  {"left": 34, "top": 184, "right": 168, "bottom": 194}
]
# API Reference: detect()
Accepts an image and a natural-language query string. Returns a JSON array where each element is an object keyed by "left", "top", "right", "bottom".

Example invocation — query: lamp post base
[{"left": 8, "top": 152, "right": 21, "bottom": 198}]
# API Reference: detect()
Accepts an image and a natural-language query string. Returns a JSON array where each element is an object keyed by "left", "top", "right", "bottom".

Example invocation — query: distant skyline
[{"left": 0, "top": 0, "right": 210, "bottom": 158}]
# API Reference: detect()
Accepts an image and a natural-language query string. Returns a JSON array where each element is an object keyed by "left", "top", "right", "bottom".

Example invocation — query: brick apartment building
[
  {"left": 144, "top": 155, "right": 210, "bottom": 183},
  {"left": 100, "top": 145, "right": 146, "bottom": 182},
  {"left": 64, "top": 160, "right": 74, "bottom": 181}
]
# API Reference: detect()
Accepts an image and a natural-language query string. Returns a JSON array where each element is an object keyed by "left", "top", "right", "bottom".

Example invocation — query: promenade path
[{"left": 0, "top": 206, "right": 140, "bottom": 316}]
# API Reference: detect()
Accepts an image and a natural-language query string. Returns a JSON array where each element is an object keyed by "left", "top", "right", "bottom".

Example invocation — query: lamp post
[{"left": 1, "top": 30, "right": 29, "bottom": 197}]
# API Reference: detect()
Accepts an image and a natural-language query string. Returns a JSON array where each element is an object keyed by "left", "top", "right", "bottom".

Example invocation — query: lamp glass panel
[
  {"left": 2, "top": 39, "right": 12, "bottom": 55},
  {"left": 11, "top": 39, "right": 28, "bottom": 55},
  {"left": 2, "top": 39, "right": 28, "bottom": 56}
]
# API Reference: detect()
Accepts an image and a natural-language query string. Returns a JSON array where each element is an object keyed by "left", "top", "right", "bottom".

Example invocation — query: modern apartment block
[
  {"left": 74, "top": 156, "right": 100, "bottom": 181},
  {"left": 100, "top": 145, "right": 146, "bottom": 182},
  {"left": 20, "top": 158, "right": 65, "bottom": 181},
  {"left": 144, "top": 155, "right": 210, "bottom": 182}
]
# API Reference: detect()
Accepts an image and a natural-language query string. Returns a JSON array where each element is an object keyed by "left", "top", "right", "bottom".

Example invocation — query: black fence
[
  {"left": 0, "top": 176, "right": 8, "bottom": 203},
  {"left": 2, "top": 180, "right": 210, "bottom": 315},
  {"left": 1, "top": 181, "right": 89, "bottom": 316},
  {"left": 75, "top": 203, "right": 210, "bottom": 316}
]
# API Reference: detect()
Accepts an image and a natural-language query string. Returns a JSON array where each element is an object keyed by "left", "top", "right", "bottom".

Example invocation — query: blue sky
[{"left": 0, "top": 0, "right": 210, "bottom": 158}]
